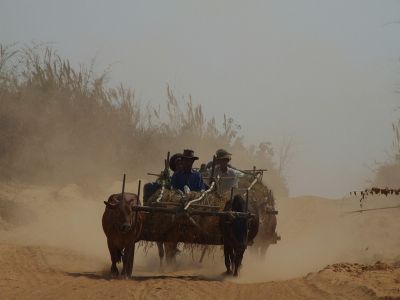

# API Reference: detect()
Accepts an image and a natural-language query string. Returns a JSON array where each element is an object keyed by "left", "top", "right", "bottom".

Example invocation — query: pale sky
[{"left": 1, "top": 0, "right": 400, "bottom": 198}]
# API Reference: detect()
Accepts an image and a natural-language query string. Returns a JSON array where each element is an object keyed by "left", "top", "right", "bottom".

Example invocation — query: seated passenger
[
  {"left": 144, "top": 152, "right": 183, "bottom": 203},
  {"left": 212, "top": 149, "right": 244, "bottom": 193},
  {"left": 169, "top": 153, "right": 183, "bottom": 174},
  {"left": 171, "top": 149, "right": 205, "bottom": 192}
]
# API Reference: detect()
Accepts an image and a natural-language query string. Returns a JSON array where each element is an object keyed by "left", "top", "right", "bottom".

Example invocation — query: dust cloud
[
  {"left": 1, "top": 178, "right": 399, "bottom": 283},
  {"left": 238, "top": 195, "right": 400, "bottom": 283},
  {"left": 0, "top": 45, "right": 399, "bottom": 288}
]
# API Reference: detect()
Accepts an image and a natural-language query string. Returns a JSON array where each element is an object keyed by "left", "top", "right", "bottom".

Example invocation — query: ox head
[{"left": 104, "top": 193, "right": 139, "bottom": 233}]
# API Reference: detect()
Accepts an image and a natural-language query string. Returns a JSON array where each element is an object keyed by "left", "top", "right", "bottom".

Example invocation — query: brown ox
[
  {"left": 102, "top": 192, "right": 144, "bottom": 278},
  {"left": 250, "top": 189, "right": 279, "bottom": 258}
]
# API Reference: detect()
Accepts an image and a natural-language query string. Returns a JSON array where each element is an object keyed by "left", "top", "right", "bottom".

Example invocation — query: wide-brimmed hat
[
  {"left": 169, "top": 153, "right": 183, "bottom": 172},
  {"left": 215, "top": 149, "right": 232, "bottom": 160},
  {"left": 181, "top": 149, "right": 199, "bottom": 160}
]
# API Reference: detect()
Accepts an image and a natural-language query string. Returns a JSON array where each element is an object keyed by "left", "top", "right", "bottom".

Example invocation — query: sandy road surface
[
  {"left": 1, "top": 182, "right": 400, "bottom": 299},
  {"left": 1, "top": 243, "right": 399, "bottom": 300}
]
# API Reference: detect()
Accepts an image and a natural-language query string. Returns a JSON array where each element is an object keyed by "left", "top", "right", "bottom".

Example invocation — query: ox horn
[{"left": 104, "top": 201, "right": 118, "bottom": 209}]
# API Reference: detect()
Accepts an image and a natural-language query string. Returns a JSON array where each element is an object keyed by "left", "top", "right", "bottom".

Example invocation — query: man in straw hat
[
  {"left": 212, "top": 149, "right": 244, "bottom": 194},
  {"left": 171, "top": 149, "right": 205, "bottom": 192}
]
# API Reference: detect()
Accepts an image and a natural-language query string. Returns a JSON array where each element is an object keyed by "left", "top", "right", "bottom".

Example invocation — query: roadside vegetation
[{"left": 0, "top": 44, "right": 288, "bottom": 195}]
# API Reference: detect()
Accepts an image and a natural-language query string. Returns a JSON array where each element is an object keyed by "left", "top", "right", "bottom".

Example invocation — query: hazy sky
[{"left": 1, "top": 0, "right": 400, "bottom": 197}]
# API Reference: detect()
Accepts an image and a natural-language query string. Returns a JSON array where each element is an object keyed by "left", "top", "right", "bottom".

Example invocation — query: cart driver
[{"left": 171, "top": 149, "right": 205, "bottom": 192}]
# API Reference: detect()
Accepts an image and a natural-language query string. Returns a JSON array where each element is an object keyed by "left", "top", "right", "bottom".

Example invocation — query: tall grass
[{"left": 0, "top": 44, "right": 288, "bottom": 195}]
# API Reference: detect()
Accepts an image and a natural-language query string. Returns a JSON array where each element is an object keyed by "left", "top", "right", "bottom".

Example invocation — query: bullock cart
[
  {"left": 103, "top": 157, "right": 278, "bottom": 277},
  {"left": 135, "top": 180, "right": 259, "bottom": 246},
  {"left": 132, "top": 175, "right": 259, "bottom": 276},
  {"left": 136, "top": 162, "right": 279, "bottom": 244},
  {"left": 140, "top": 164, "right": 280, "bottom": 274}
]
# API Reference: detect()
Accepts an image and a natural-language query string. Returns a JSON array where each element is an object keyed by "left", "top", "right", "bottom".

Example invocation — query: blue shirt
[{"left": 171, "top": 170, "right": 205, "bottom": 192}]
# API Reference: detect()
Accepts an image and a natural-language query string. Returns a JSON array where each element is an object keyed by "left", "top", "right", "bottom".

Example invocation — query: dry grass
[{"left": 0, "top": 44, "right": 287, "bottom": 195}]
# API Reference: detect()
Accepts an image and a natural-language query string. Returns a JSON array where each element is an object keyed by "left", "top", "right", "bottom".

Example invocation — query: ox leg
[
  {"left": 223, "top": 245, "right": 233, "bottom": 275},
  {"left": 107, "top": 239, "right": 119, "bottom": 277},
  {"left": 233, "top": 248, "right": 245, "bottom": 277},
  {"left": 248, "top": 244, "right": 260, "bottom": 257},
  {"left": 127, "top": 243, "right": 135, "bottom": 278},
  {"left": 157, "top": 242, "right": 165, "bottom": 271},
  {"left": 199, "top": 246, "right": 207, "bottom": 264},
  {"left": 121, "top": 243, "right": 135, "bottom": 279},
  {"left": 261, "top": 243, "right": 270, "bottom": 258},
  {"left": 131, "top": 243, "right": 136, "bottom": 275},
  {"left": 165, "top": 242, "right": 179, "bottom": 266},
  {"left": 121, "top": 248, "right": 128, "bottom": 278}
]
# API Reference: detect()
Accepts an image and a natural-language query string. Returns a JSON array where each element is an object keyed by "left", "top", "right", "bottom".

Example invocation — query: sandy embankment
[{"left": 0, "top": 181, "right": 399, "bottom": 299}]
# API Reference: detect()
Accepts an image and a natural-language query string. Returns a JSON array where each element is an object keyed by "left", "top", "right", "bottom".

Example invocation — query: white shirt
[{"left": 212, "top": 166, "right": 244, "bottom": 193}]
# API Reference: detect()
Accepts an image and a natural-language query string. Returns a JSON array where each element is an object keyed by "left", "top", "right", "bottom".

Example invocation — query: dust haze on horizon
[{"left": 1, "top": 0, "right": 400, "bottom": 198}]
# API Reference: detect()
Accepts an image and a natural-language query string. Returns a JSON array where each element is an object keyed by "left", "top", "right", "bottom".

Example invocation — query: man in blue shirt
[{"left": 171, "top": 149, "right": 205, "bottom": 192}]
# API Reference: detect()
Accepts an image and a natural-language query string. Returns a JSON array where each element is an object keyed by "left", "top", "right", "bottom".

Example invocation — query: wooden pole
[
  {"left": 137, "top": 180, "right": 141, "bottom": 205},
  {"left": 147, "top": 172, "right": 162, "bottom": 177},
  {"left": 121, "top": 173, "right": 126, "bottom": 200},
  {"left": 134, "top": 179, "right": 141, "bottom": 230},
  {"left": 164, "top": 151, "right": 171, "bottom": 171},
  {"left": 163, "top": 151, "right": 171, "bottom": 183},
  {"left": 209, "top": 155, "right": 216, "bottom": 185},
  {"left": 131, "top": 205, "right": 254, "bottom": 217}
]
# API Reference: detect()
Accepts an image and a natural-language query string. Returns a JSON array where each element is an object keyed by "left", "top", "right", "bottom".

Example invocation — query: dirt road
[
  {"left": 1, "top": 182, "right": 399, "bottom": 299},
  {"left": 1, "top": 243, "right": 399, "bottom": 300}
]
